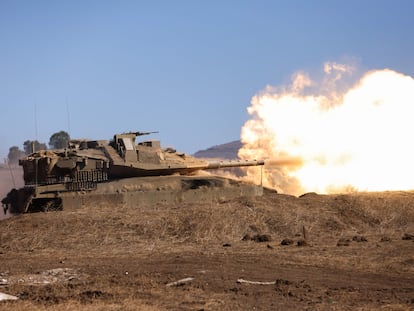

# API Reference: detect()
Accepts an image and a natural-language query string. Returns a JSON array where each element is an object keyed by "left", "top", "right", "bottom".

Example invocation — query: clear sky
[{"left": 1, "top": 0, "right": 414, "bottom": 161}]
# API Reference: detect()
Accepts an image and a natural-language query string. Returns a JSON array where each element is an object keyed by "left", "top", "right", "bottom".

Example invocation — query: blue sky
[{"left": 1, "top": 0, "right": 414, "bottom": 160}]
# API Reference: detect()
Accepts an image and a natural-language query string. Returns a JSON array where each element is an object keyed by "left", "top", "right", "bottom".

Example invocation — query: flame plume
[{"left": 239, "top": 62, "right": 414, "bottom": 195}]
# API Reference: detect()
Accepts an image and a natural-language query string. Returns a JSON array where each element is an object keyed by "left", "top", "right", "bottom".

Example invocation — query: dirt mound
[{"left": 0, "top": 190, "right": 414, "bottom": 310}]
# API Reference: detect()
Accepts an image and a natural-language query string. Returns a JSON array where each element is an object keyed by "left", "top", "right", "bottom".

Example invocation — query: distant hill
[{"left": 193, "top": 140, "right": 242, "bottom": 159}]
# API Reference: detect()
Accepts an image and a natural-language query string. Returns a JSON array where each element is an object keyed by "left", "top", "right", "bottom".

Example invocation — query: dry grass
[{"left": 1, "top": 191, "right": 414, "bottom": 252}]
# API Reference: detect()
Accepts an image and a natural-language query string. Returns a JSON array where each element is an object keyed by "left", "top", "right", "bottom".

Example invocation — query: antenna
[
  {"left": 34, "top": 100, "right": 38, "bottom": 144},
  {"left": 7, "top": 162, "right": 16, "bottom": 188},
  {"left": 34, "top": 100, "right": 38, "bottom": 187},
  {"left": 66, "top": 97, "right": 71, "bottom": 135}
]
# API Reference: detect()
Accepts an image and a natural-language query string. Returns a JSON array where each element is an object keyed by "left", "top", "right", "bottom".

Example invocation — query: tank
[{"left": 2, "top": 132, "right": 264, "bottom": 214}]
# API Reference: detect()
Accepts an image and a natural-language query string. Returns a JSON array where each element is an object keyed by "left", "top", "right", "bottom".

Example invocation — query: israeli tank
[{"left": 2, "top": 132, "right": 264, "bottom": 214}]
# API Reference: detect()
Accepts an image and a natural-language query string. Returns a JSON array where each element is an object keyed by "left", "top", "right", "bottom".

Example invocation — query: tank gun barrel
[{"left": 206, "top": 159, "right": 264, "bottom": 170}]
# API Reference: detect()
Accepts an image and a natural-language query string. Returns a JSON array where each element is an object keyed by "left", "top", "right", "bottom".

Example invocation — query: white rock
[{"left": 0, "top": 292, "right": 18, "bottom": 301}]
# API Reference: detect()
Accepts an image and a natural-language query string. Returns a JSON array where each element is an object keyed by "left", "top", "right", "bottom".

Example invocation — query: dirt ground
[{"left": 0, "top": 186, "right": 414, "bottom": 310}]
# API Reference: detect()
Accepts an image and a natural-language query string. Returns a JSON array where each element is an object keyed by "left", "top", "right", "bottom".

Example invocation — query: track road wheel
[
  {"left": 28, "top": 198, "right": 63, "bottom": 213},
  {"left": 43, "top": 198, "right": 63, "bottom": 212}
]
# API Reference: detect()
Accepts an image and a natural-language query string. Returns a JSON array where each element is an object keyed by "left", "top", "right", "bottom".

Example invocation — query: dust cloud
[{"left": 0, "top": 166, "right": 23, "bottom": 219}]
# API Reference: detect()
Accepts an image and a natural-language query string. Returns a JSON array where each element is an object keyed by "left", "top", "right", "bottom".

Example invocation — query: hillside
[
  {"left": 0, "top": 189, "right": 413, "bottom": 310},
  {"left": 193, "top": 140, "right": 242, "bottom": 159}
]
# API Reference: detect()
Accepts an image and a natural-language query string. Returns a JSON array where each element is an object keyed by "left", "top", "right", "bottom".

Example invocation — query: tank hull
[{"left": 3, "top": 175, "right": 263, "bottom": 213}]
